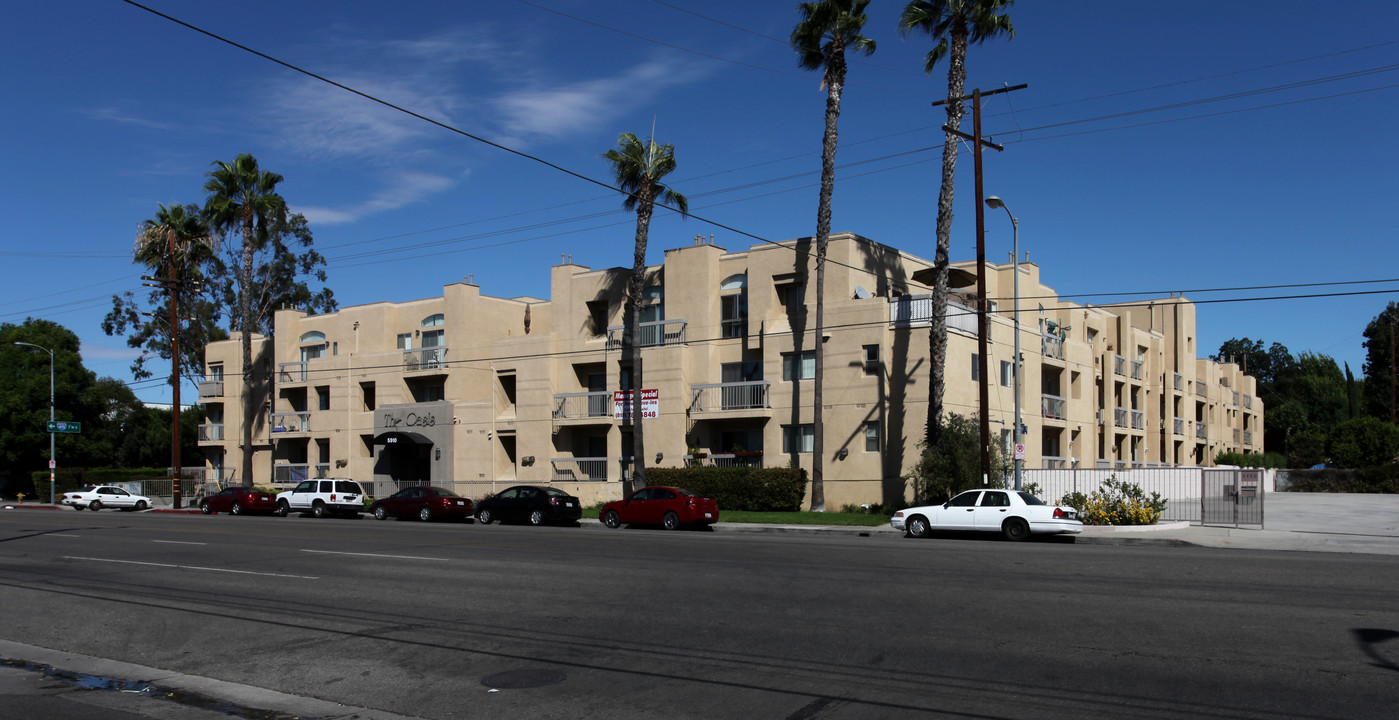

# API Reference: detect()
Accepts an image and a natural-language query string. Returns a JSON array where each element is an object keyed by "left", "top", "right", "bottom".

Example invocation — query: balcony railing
[
  {"left": 278, "top": 362, "right": 308, "bottom": 383},
  {"left": 711, "top": 452, "right": 764, "bottom": 468},
  {"left": 1042, "top": 334, "right": 1064, "bottom": 360},
  {"left": 198, "top": 380, "right": 224, "bottom": 398},
  {"left": 690, "top": 381, "right": 771, "bottom": 412},
  {"left": 1195, "top": 421, "right": 1208, "bottom": 440},
  {"left": 1114, "top": 355, "right": 1127, "bottom": 376},
  {"left": 606, "top": 319, "right": 688, "bottom": 350},
  {"left": 1114, "top": 406, "right": 1129, "bottom": 428},
  {"left": 1173, "top": 417, "right": 1184, "bottom": 436},
  {"left": 270, "top": 411, "right": 311, "bottom": 434},
  {"left": 1042, "top": 456, "right": 1074, "bottom": 469},
  {"left": 273, "top": 463, "right": 330, "bottom": 484},
  {"left": 1173, "top": 372, "right": 1183, "bottom": 391},
  {"left": 1244, "top": 394, "right": 1254, "bottom": 410},
  {"left": 1244, "top": 430, "right": 1253, "bottom": 446},
  {"left": 1041, "top": 393, "right": 1066, "bottom": 420},
  {"left": 553, "top": 392, "right": 613, "bottom": 420},
  {"left": 888, "top": 295, "right": 977, "bottom": 335},
  {"left": 1195, "top": 380, "right": 1207, "bottom": 397},
  {"left": 550, "top": 457, "right": 608, "bottom": 482},
  {"left": 404, "top": 346, "right": 448, "bottom": 372},
  {"left": 1130, "top": 359, "right": 1143, "bottom": 381},
  {"left": 198, "top": 423, "right": 224, "bottom": 442},
  {"left": 1232, "top": 390, "right": 1241, "bottom": 407},
  {"left": 1131, "top": 409, "right": 1145, "bottom": 430}
]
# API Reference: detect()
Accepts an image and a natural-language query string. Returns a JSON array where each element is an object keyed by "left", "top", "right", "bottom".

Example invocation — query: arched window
[
  {"left": 720, "top": 275, "right": 747, "bottom": 338},
  {"left": 420, "top": 314, "right": 445, "bottom": 328},
  {"left": 720, "top": 273, "right": 747, "bottom": 291},
  {"left": 298, "top": 331, "right": 327, "bottom": 364},
  {"left": 299, "top": 331, "right": 326, "bottom": 344}
]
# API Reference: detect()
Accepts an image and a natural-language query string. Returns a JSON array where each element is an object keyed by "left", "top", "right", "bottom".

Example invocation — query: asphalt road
[{"left": 1, "top": 510, "right": 1396, "bottom": 719}]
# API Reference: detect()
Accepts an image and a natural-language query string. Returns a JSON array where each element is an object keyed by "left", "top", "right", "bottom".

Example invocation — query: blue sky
[{"left": 3, "top": 0, "right": 1397, "bottom": 405}]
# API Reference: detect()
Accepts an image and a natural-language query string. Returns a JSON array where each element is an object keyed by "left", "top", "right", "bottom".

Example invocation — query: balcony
[
  {"left": 1041, "top": 334, "right": 1064, "bottom": 361},
  {"left": 1232, "top": 390, "right": 1241, "bottom": 407},
  {"left": 270, "top": 411, "right": 311, "bottom": 434},
  {"left": 1244, "top": 394, "right": 1254, "bottom": 410},
  {"left": 1041, "top": 393, "right": 1066, "bottom": 420},
  {"left": 552, "top": 392, "right": 614, "bottom": 423},
  {"left": 690, "top": 381, "right": 771, "bottom": 414},
  {"left": 1113, "top": 355, "right": 1127, "bottom": 377},
  {"left": 888, "top": 295, "right": 977, "bottom": 335},
  {"left": 550, "top": 457, "right": 608, "bottom": 482},
  {"left": 403, "top": 346, "right": 448, "bottom": 373},
  {"left": 1195, "top": 421, "right": 1207, "bottom": 440},
  {"left": 1173, "top": 417, "right": 1184, "bottom": 436},
  {"left": 278, "top": 362, "right": 308, "bottom": 383},
  {"left": 1195, "top": 380, "right": 1207, "bottom": 397},
  {"left": 1244, "top": 430, "right": 1253, "bottom": 446},
  {"left": 1042, "top": 456, "right": 1074, "bottom": 469},
  {"left": 1131, "top": 409, "right": 1145, "bottom": 430},
  {"left": 272, "top": 463, "right": 330, "bottom": 484},
  {"left": 711, "top": 452, "right": 764, "bottom": 469},
  {"left": 198, "top": 380, "right": 224, "bottom": 398},
  {"left": 606, "top": 319, "right": 687, "bottom": 350},
  {"left": 1113, "top": 406, "right": 1129, "bottom": 428},
  {"left": 1173, "top": 372, "right": 1183, "bottom": 391},
  {"left": 1130, "top": 359, "right": 1143, "bottom": 381},
  {"left": 197, "top": 423, "right": 225, "bottom": 442}
]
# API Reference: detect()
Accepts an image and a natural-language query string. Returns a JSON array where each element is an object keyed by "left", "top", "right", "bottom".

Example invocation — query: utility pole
[{"left": 933, "top": 83, "right": 1026, "bottom": 487}]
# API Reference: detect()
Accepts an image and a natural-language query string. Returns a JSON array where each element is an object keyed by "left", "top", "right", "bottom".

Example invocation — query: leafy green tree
[
  {"left": 1213, "top": 337, "right": 1293, "bottom": 389},
  {"left": 1327, "top": 416, "right": 1399, "bottom": 468},
  {"left": 898, "top": 0, "right": 1015, "bottom": 446},
  {"left": 602, "top": 133, "right": 688, "bottom": 491},
  {"left": 1361, "top": 301, "right": 1399, "bottom": 422},
  {"left": 1289, "top": 427, "right": 1328, "bottom": 468},
  {"left": 791, "top": 0, "right": 875, "bottom": 511},
  {"left": 908, "top": 413, "right": 1003, "bottom": 502}
]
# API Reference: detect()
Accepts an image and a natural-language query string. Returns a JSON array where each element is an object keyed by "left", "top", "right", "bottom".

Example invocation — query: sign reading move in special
[{"left": 613, "top": 389, "right": 659, "bottom": 420}]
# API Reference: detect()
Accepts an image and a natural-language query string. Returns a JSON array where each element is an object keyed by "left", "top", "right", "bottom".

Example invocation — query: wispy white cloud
[
  {"left": 85, "top": 106, "right": 177, "bottom": 132},
  {"left": 296, "top": 171, "right": 460, "bottom": 225}
]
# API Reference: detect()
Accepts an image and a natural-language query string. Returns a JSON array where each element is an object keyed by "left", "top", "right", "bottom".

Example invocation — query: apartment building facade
[{"left": 197, "top": 232, "right": 1263, "bottom": 508}]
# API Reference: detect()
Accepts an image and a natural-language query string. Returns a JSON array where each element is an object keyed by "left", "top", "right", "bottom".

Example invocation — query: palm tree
[
  {"left": 791, "top": 0, "right": 875, "bottom": 512},
  {"left": 602, "top": 132, "right": 688, "bottom": 492},
  {"left": 204, "top": 154, "right": 287, "bottom": 488},
  {"left": 898, "top": 1, "right": 1015, "bottom": 447}
]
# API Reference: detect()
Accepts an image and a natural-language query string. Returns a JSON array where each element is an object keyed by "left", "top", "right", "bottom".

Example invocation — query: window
[
  {"left": 208, "top": 363, "right": 223, "bottom": 382},
  {"left": 980, "top": 491, "right": 1010, "bottom": 507},
  {"left": 299, "top": 331, "right": 326, "bottom": 344},
  {"left": 864, "top": 422, "right": 880, "bottom": 452},
  {"left": 421, "top": 314, "right": 445, "bottom": 328},
  {"left": 949, "top": 491, "right": 980, "bottom": 507},
  {"left": 782, "top": 425, "right": 814, "bottom": 453},
  {"left": 779, "top": 283, "right": 806, "bottom": 316},
  {"left": 721, "top": 293, "right": 748, "bottom": 338},
  {"left": 396, "top": 333, "right": 413, "bottom": 350},
  {"left": 971, "top": 354, "right": 980, "bottom": 382},
  {"left": 360, "top": 381, "right": 376, "bottom": 412},
  {"left": 782, "top": 351, "right": 816, "bottom": 381},
  {"left": 586, "top": 300, "right": 608, "bottom": 337},
  {"left": 1001, "top": 360, "right": 1014, "bottom": 387},
  {"left": 316, "top": 386, "right": 330, "bottom": 411},
  {"left": 863, "top": 345, "right": 880, "bottom": 376}
]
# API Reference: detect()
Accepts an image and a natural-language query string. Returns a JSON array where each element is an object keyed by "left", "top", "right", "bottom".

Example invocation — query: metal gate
[{"left": 1201, "top": 469, "right": 1264, "bottom": 527}]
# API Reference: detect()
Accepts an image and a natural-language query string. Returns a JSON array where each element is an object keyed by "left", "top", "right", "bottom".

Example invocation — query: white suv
[{"left": 275, "top": 478, "right": 367, "bottom": 518}]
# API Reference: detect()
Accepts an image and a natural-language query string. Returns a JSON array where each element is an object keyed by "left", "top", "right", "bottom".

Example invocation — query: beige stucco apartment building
[{"left": 196, "top": 232, "right": 1263, "bottom": 508}]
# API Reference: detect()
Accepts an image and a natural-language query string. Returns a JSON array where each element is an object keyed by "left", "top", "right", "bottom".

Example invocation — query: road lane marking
[
  {"left": 152, "top": 540, "right": 206, "bottom": 546},
  {"left": 301, "top": 549, "right": 448, "bottom": 562},
  {"left": 50, "top": 534, "right": 81, "bottom": 538},
  {"left": 64, "top": 556, "right": 317, "bottom": 579}
]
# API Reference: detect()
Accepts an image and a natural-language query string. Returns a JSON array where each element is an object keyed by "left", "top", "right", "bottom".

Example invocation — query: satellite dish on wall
[{"left": 853, "top": 286, "right": 870, "bottom": 299}]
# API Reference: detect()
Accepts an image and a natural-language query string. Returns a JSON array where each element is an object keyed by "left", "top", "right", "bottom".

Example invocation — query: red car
[
  {"left": 200, "top": 487, "right": 277, "bottom": 516},
  {"left": 370, "top": 486, "right": 475, "bottom": 522},
  {"left": 601, "top": 486, "right": 719, "bottom": 530}
]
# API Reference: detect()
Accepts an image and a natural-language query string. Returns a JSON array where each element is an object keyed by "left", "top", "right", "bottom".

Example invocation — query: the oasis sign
[{"left": 382, "top": 411, "right": 437, "bottom": 429}]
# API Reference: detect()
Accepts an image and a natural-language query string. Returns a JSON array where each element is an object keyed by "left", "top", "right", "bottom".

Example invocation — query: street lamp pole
[
  {"left": 984, "top": 197, "right": 1021, "bottom": 491},
  {"left": 14, "top": 341, "right": 55, "bottom": 503}
]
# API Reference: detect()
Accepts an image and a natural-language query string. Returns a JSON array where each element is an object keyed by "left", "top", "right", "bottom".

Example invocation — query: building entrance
[{"left": 375, "top": 431, "right": 433, "bottom": 489}]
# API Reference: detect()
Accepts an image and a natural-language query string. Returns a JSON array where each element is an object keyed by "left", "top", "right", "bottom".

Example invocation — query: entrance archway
[{"left": 374, "top": 431, "right": 433, "bottom": 488}]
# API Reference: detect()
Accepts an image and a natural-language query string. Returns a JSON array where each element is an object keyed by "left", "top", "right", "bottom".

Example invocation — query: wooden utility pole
[{"left": 933, "top": 83, "right": 1026, "bottom": 487}]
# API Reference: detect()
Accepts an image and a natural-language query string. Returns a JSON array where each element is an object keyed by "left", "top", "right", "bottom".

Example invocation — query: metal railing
[
  {"left": 1023, "top": 467, "right": 1272, "bottom": 525},
  {"left": 278, "top": 362, "right": 308, "bottom": 383},
  {"left": 690, "top": 381, "right": 770, "bottom": 412},
  {"left": 1114, "top": 355, "right": 1127, "bottom": 376},
  {"left": 553, "top": 392, "right": 613, "bottom": 420},
  {"left": 1233, "top": 428, "right": 1241, "bottom": 443},
  {"left": 550, "top": 457, "right": 608, "bottom": 482},
  {"left": 1244, "top": 394, "right": 1253, "bottom": 410},
  {"left": 270, "top": 411, "right": 311, "bottom": 434},
  {"left": 404, "top": 346, "right": 448, "bottom": 371},
  {"left": 1195, "top": 421, "right": 1208, "bottom": 440},
  {"left": 711, "top": 453, "right": 764, "bottom": 468},
  {"left": 1173, "top": 417, "right": 1184, "bottom": 436},
  {"left": 1131, "top": 409, "right": 1145, "bottom": 430},
  {"left": 1041, "top": 456, "right": 1074, "bottom": 469},
  {"left": 1113, "top": 406, "right": 1129, "bottom": 428},
  {"left": 1173, "top": 372, "right": 1183, "bottom": 391},
  {"left": 1195, "top": 380, "right": 1207, "bottom": 397},
  {"left": 888, "top": 296, "right": 978, "bottom": 335},
  {"left": 1042, "top": 334, "right": 1064, "bottom": 360},
  {"left": 1041, "top": 393, "right": 1066, "bottom": 420},
  {"left": 1232, "top": 390, "right": 1241, "bottom": 407},
  {"left": 1244, "top": 430, "right": 1253, "bottom": 446},
  {"left": 1130, "top": 359, "right": 1143, "bottom": 381},
  {"left": 272, "top": 463, "right": 331, "bottom": 484},
  {"left": 198, "top": 380, "right": 224, "bottom": 398},
  {"left": 606, "top": 319, "right": 688, "bottom": 350},
  {"left": 197, "top": 423, "right": 224, "bottom": 442}
]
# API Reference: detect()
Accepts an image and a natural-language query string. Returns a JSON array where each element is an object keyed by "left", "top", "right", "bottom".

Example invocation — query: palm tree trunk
[
  {"left": 811, "top": 48, "right": 847, "bottom": 513},
  {"left": 928, "top": 30, "right": 969, "bottom": 447},
  {"left": 240, "top": 208, "right": 255, "bottom": 489},
  {"left": 627, "top": 192, "right": 654, "bottom": 492}
]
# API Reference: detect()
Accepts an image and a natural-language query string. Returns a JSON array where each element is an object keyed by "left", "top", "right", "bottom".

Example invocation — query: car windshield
[
  {"left": 544, "top": 488, "right": 572, "bottom": 498},
  {"left": 430, "top": 488, "right": 461, "bottom": 498},
  {"left": 1017, "top": 492, "right": 1045, "bottom": 506},
  {"left": 675, "top": 488, "right": 699, "bottom": 497},
  {"left": 77, "top": 486, "right": 96, "bottom": 492},
  {"left": 335, "top": 481, "right": 361, "bottom": 494}
]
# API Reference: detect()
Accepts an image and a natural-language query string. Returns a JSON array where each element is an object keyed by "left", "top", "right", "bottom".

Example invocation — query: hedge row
[
  {"left": 643, "top": 466, "right": 808, "bottom": 512},
  {"left": 1279, "top": 466, "right": 1399, "bottom": 494}
]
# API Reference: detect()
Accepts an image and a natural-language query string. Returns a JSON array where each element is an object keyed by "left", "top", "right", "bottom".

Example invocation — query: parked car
[
  {"left": 275, "top": 478, "right": 367, "bottom": 518},
  {"left": 474, "top": 485, "right": 582, "bottom": 526},
  {"left": 370, "top": 486, "right": 474, "bottom": 522},
  {"left": 600, "top": 486, "right": 719, "bottom": 530},
  {"left": 61, "top": 485, "right": 151, "bottom": 512},
  {"left": 199, "top": 487, "right": 277, "bottom": 516},
  {"left": 891, "top": 489, "right": 1082, "bottom": 541}
]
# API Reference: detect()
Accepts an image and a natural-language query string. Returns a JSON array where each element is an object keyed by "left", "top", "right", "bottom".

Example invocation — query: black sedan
[{"left": 474, "top": 485, "right": 582, "bottom": 526}]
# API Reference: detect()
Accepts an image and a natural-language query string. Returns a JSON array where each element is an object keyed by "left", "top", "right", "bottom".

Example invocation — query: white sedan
[
  {"left": 892, "top": 489, "right": 1082, "bottom": 541},
  {"left": 61, "top": 485, "right": 152, "bottom": 512}
]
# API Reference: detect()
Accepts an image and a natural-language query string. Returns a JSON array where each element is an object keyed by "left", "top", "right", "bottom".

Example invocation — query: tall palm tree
[
  {"left": 792, "top": 0, "right": 875, "bottom": 512},
  {"left": 204, "top": 154, "right": 287, "bottom": 488},
  {"left": 898, "top": 1, "right": 1015, "bottom": 447},
  {"left": 602, "top": 132, "right": 688, "bottom": 492}
]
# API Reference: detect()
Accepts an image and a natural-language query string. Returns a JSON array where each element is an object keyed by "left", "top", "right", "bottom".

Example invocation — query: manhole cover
[{"left": 481, "top": 669, "right": 567, "bottom": 689}]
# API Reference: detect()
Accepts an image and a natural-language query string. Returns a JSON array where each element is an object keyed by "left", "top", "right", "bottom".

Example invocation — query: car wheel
[
  {"left": 231, "top": 502, "right": 243, "bottom": 516},
  {"left": 603, "top": 510, "right": 621, "bottom": 529},
  {"left": 419, "top": 506, "right": 432, "bottom": 522},
  {"left": 374, "top": 506, "right": 388, "bottom": 520},
  {"left": 906, "top": 515, "right": 931, "bottom": 539},
  {"left": 73, "top": 505, "right": 84, "bottom": 511},
  {"left": 662, "top": 511, "right": 680, "bottom": 531},
  {"left": 134, "top": 500, "right": 148, "bottom": 511},
  {"left": 89, "top": 500, "right": 103, "bottom": 511},
  {"left": 1002, "top": 518, "right": 1030, "bottom": 542},
  {"left": 275, "top": 501, "right": 290, "bottom": 518},
  {"left": 529, "top": 509, "right": 545, "bottom": 526},
  {"left": 477, "top": 509, "right": 493, "bottom": 525},
  {"left": 312, "top": 502, "right": 327, "bottom": 518},
  {"left": 200, "top": 501, "right": 212, "bottom": 515}
]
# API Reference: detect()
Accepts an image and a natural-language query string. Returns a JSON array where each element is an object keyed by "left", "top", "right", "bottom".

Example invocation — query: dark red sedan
[
  {"left": 199, "top": 487, "right": 277, "bottom": 516},
  {"left": 370, "top": 486, "right": 474, "bottom": 522},
  {"left": 600, "top": 486, "right": 719, "bottom": 530}
]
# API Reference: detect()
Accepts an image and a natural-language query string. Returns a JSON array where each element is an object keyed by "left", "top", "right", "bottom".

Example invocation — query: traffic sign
[{"left": 47, "top": 421, "right": 81, "bottom": 433}]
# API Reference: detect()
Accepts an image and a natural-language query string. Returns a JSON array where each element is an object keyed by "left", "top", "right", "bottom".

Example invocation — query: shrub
[
  {"left": 1214, "top": 451, "right": 1287, "bottom": 469},
  {"left": 908, "top": 414, "right": 1005, "bottom": 503},
  {"left": 1059, "top": 476, "right": 1166, "bottom": 526},
  {"left": 644, "top": 466, "right": 807, "bottom": 512},
  {"left": 1281, "top": 466, "right": 1399, "bottom": 493},
  {"left": 1327, "top": 417, "right": 1399, "bottom": 468}
]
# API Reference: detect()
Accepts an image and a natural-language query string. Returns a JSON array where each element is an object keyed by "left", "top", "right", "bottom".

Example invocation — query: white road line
[
  {"left": 49, "top": 534, "right": 81, "bottom": 538},
  {"left": 152, "top": 540, "right": 207, "bottom": 546},
  {"left": 301, "top": 549, "right": 448, "bottom": 562},
  {"left": 64, "top": 556, "right": 317, "bottom": 579}
]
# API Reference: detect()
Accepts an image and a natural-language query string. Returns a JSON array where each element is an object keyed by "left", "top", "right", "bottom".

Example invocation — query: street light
[
  {"left": 984, "top": 196, "right": 1022, "bottom": 491},
  {"left": 13, "top": 341, "right": 55, "bottom": 503}
]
